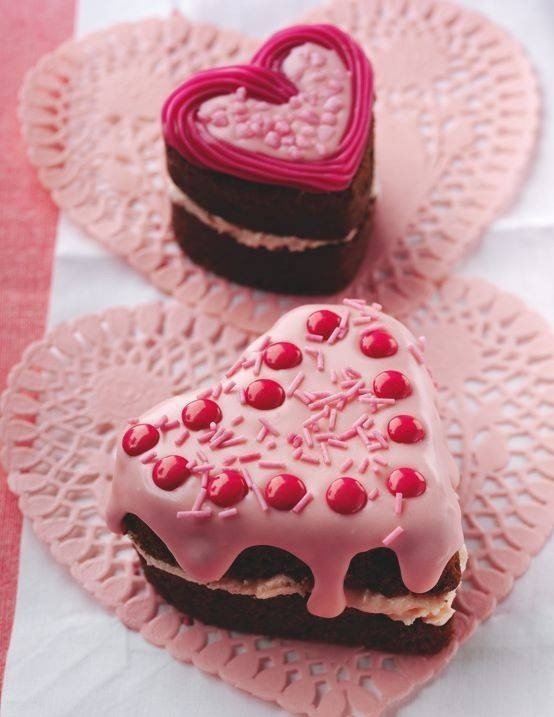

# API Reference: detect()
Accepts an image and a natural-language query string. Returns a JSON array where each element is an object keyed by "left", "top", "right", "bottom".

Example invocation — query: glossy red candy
[
  {"left": 122, "top": 423, "right": 159, "bottom": 456},
  {"left": 245, "top": 379, "right": 285, "bottom": 410},
  {"left": 264, "top": 341, "right": 303, "bottom": 370},
  {"left": 360, "top": 329, "right": 398, "bottom": 358},
  {"left": 265, "top": 474, "right": 306, "bottom": 511},
  {"left": 306, "top": 309, "right": 341, "bottom": 340},
  {"left": 386, "top": 467, "right": 427, "bottom": 497},
  {"left": 182, "top": 399, "right": 222, "bottom": 430},
  {"left": 152, "top": 455, "right": 191, "bottom": 490},
  {"left": 326, "top": 477, "right": 367, "bottom": 514},
  {"left": 373, "top": 370, "right": 412, "bottom": 399},
  {"left": 388, "top": 415, "right": 425, "bottom": 444},
  {"left": 208, "top": 470, "right": 248, "bottom": 507}
]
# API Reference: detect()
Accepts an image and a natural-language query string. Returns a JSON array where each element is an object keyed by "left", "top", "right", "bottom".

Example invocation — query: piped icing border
[
  {"left": 107, "top": 301, "right": 464, "bottom": 619},
  {"left": 162, "top": 24, "right": 374, "bottom": 192}
]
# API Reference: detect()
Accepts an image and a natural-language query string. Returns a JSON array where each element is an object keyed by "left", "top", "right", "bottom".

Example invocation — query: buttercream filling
[
  {"left": 134, "top": 540, "right": 465, "bottom": 627},
  {"left": 167, "top": 177, "right": 361, "bottom": 252}
]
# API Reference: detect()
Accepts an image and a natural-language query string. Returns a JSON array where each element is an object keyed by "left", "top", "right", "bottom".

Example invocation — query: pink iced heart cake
[
  {"left": 162, "top": 24, "right": 375, "bottom": 294},
  {"left": 107, "top": 299, "right": 465, "bottom": 654}
]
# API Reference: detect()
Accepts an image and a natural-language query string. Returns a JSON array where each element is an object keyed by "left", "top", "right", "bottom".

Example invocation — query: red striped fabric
[{"left": 0, "top": 0, "right": 75, "bottom": 694}]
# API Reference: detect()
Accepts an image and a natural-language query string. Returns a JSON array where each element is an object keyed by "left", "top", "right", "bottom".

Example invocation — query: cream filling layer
[
  {"left": 167, "top": 177, "right": 360, "bottom": 252},
  {"left": 135, "top": 541, "right": 462, "bottom": 627}
]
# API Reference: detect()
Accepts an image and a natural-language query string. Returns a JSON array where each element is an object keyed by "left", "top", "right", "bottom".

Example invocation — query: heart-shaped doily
[
  {"left": 2, "top": 277, "right": 553, "bottom": 716},
  {"left": 19, "top": 2, "right": 539, "bottom": 332}
]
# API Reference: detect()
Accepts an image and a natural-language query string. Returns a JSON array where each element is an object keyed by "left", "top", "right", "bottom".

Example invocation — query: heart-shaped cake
[
  {"left": 162, "top": 24, "right": 375, "bottom": 294},
  {"left": 107, "top": 299, "right": 465, "bottom": 654}
]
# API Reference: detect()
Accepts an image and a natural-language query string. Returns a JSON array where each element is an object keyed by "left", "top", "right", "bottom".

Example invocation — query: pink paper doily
[
  {"left": 19, "top": 2, "right": 539, "bottom": 332},
  {"left": 2, "top": 276, "right": 553, "bottom": 717}
]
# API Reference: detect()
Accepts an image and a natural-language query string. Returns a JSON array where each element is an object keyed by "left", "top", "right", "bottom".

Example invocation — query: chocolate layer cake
[
  {"left": 161, "top": 24, "right": 375, "bottom": 294},
  {"left": 107, "top": 301, "right": 465, "bottom": 654}
]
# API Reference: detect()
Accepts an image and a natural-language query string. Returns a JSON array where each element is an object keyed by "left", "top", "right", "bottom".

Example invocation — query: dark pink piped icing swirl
[{"left": 162, "top": 24, "right": 374, "bottom": 192}]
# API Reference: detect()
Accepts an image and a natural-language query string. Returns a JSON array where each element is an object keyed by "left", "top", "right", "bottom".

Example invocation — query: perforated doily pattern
[
  {"left": 2, "top": 277, "right": 553, "bottom": 717},
  {"left": 19, "top": 1, "right": 539, "bottom": 332}
]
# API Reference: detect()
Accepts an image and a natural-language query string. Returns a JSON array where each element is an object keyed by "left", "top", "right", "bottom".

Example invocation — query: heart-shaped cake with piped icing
[
  {"left": 107, "top": 299, "right": 465, "bottom": 655},
  {"left": 162, "top": 24, "right": 375, "bottom": 295}
]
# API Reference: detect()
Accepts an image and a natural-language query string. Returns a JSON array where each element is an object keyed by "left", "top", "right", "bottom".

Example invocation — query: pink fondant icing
[
  {"left": 106, "top": 301, "right": 463, "bottom": 619},
  {"left": 162, "top": 25, "right": 374, "bottom": 192}
]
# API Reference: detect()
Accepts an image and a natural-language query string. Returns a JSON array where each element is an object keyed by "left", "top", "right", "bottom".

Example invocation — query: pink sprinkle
[
  {"left": 223, "top": 455, "right": 237, "bottom": 466},
  {"left": 329, "top": 409, "right": 338, "bottom": 430},
  {"left": 327, "top": 326, "right": 342, "bottom": 345},
  {"left": 338, "top": 312, "right": 350, "bottom": 331},
  {"left": 353, "top": 413, "right": 370, "bottom": 428},
  {"left": 342, "top": 298, "right": 367, "bottom": 310},
  {"left": 253, "top": 351, "right": 263, "bottom": 376},
  {"left": 175, "top": 430, "right": 190, "bottom": 447},
  {"left": 395, "top": 492, "right": 403, "bottom": 516},
  {"left": 192, "top": 463, "right": 214, "bottom": 474},
  {"left": 409, "top": 343, "right": 425, "bottom": 365},
  {"left": 223, "top": 381, "right": 236, "bottom": 394},
  {"left": 340, "top": 458, "right": 354, "bottom": 472},
  {"left": 293, "top": 447, "right": 303, "bottom": 460},
  {"left": 328, "top": 438, "right": 348, "bottom": 450},
  {"left": 198, "top": 430, "right": 216, "bottom": 444},
  {"left": 356, "top": 426, "right": 371, "bottom": 447},
  {"left": 418, "top": 335, "right": 427, "bottom": 351},
  {"left": 154, "top": 415, "right": 168, "bottom": 428},
  {"left": 315, "top": 432, "right": 336, "bottom": 442},
  {"left": 373, "top": 456, "right": 389, "bottom": 467},
  {"left": 353, "top": 316, "right": 378, "bottom": 326},
  {"left": 161, "top": 419, "right": 180, "bottom": 432},
  {"left": 218, "top": 507, "right": 239, "bottom": 519},
  {"left": 320, "top": 442, "right": 332, "bottom": 465},
  {"left": 330, "top": 369, "right": 338, "bottom": 384},
  {"left": 242, "top": 357, "right": 256, "bottom": 369},
  {"left": 209, "top": 422, "right": 218, "bottom": 431},
  {"left": 304, "top": 347, "right": 318, "bottom": 358},
  {"left": 231, "top": 415, "right": 244, "bottom": 426},
  {"left": 140, "top": 451, "right": 157, "bottom": 464},
  {"left": 359, "top": 457, "right": 370, "bottom": 474},
  {"left": 210, "top": 429, "right": 234, "bottom": 448},
  {"left": 239, "top": 452, "right": 262, "bottom": 463},
  {"left": 177, "top": 509, "right": 212, "bottom": 520},
  {"left": 345, "top": 366, "right": 361, "bottom": 379},
  {"left": 256, "top": 425, "right": 268, "bottom": 443},
  {"left": 197, "top": 388, "right": 212, "bottom": 400},
  {"left": 303, "top": 408, "right": 328, "bottom": 428},
  {"left": 127, "top": 418, "right": 139, "bottom": 425},
  {"left": 358, "top": 323, "right": 384, "bottom": 337},
  {"left": 308, "top": 391, "right": 345, "bottom": 410},
  {"left": 300, "top": 453, "right": 320, "bottom": 465},
  {"left": 345, "top": 381, "right": 364, "bottom": 399},
  {"left": 292, "top": 491, "right": 314, "bottom": 514},
  {"left": 225, "top": 357, "right": 245, "bottom": 378},
  {"left": 359, "top": 395, "right": 396, "bottom": 407},
  {"left": 259, "top": 418, "right": 279, "bottom": 437},
  {"left": 259, "top": 334, "right": 272, "bottom": 350},
  {"left": 286, "top": 371, "right": 305, "bottom": 398},
  {"left": 259, "top": 461, "right": 286, "bottom": 469},
  {"left": 303, "top": 427, "right": 314, "bottom": 448},
  {"left": 288, "top": 432, "right": 303, "bottom": 448},
  {"left": 370, "top": 429, "right": 389, "bottom": 448},
  {"left": 239, "top": 388, "right": 246, "bottom": 405},
  {"left": 192, "top": 488, "right": 207, "bottom": 511},
  {"left": 251, "top": 482, "right": 268, "bottom": 512},
  {"left": 368, "top": 487, "right": 379, "bottom": 501},
  {"left": 221, "top": 436, "right": 247, "bottom": 448},
  {"left": 211, "top": 382, "right": 222, "bottom": 400},
  {"left": 316, "top": 351, "right": 325, "bottom": 371},
  {"left": 371, "top": 302, "right": 383, "bottom": 311},
  {"left": 293, "top": 391, "right": 311, "bottom": 406},
  {"left": 306, "top": 333, "right": 324, "bottom": 343},
  {"left": 382, "top": 526, "right": 405, "bottom": 546},
  {"left": 197, "top": 449, "right": 208, "bottom": 462},
  {"left": 339, "top": 427, "right": 357, "bottom": 441},
  {"left": 266, "top": 440, "right": 277, "bottom": 450}
]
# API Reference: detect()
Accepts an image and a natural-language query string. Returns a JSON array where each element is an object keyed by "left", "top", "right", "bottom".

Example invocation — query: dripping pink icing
[
  {"left": 106, "top": 303, "right": 463, "bottom": 619},
  {"left": 161, "top": 24, "right": 374, "bottom": 192}
]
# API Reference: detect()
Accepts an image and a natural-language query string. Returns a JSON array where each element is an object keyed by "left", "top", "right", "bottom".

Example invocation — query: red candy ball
[
  {"left": 264, "top": 341, "right": 303, "bottom": 370},
  {"left": 388, "top": 415, "right": 425, "bottom": 444},
  {"left": 152, "top": 455, "right": 191, "bottom": 490},
  {"left": 360, "top": 330, "right": 398, "bottom": 358},
  {"left": 182, "top": 399, "right": 222, "bottom": 431},
  {"left": 265, "top": 474, "right": 306, "bottom": 511},
  {"left": 326, "top": 477, "right": 367, "bottom": 514},
  {"left": 122, "top": 423, "right": 159, "bottom": 456},
  {"left": 306, "top": 309, "right": 341, "bottom": 340},
  {"left": 373, "top": 370, "right": 412, "bottom": 400},
  {"left": 208, "top": 470, "right": 248, "bottom": 507},
  {"left": 245, "top": 379, "right": 285, "bottom": 410},
  {"left": 387, "top": 467, "right": 427, "bottom": 498}
]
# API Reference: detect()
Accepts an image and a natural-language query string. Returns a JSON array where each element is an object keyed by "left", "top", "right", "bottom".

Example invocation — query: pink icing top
[
  {"left": 162, "top": 25, "right": 374, "bottom": 192},
  {"left": 106, "top": 301, "right": 464, "bottom": 619}
]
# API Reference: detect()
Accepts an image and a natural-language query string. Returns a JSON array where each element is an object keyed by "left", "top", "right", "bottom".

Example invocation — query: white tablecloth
[{"left": 3, "top": 1, "right": 553, "bottom": 715}]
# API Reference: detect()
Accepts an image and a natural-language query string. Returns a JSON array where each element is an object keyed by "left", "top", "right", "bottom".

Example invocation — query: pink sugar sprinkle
[
  {"left": 231, "top": 415, "right": 244, "bottom": 426},
  {"left": 175, "top": 429, "right": 190, "bottom": 447},
  {"left": 201, "top": 473, "right": 209, "bottom": 488},
  {"left": 408, "top": 343, "right": 425, "bottom": 365},
  {"left": 293, "top": 391, "right": 311, "bottom": 406},
  {"left": 242, "top": 467, "right": 254, "bottom": 487},
  {"left": 266, "top": 440, "right": 277, "bottom": 450},
  {"left": 382, "top": 526, "right": 404, "bottom": 546},
  {"left": 259, "top": 334, "right": 272, "bottom": 350},
  {"left": 293, "top": 447, "right": 303, "bottom": 460},
  {"left": 338, "top": 427, "right": 357, "bottom": 441},
  {"left": 328, "top": 438, "right": 348, "bottom": 450},
  {"left": 223, "top": 455, "right": 237, "bottom": 466},
  {"left": 239, "top": 388, "right": 246, "bottom": 405},
  {"left": 345, "top": 380, "right": 365, "bottom": 399},
  {"left": 292, "top": 491, "right": 313, "bottom": 514},
  {"left": 253, "top": 351, "right": 263, "bottom": 376},
  {"left": 320, "top": 442, "right": 332, "bottom": 465},
  {"left": 211, "top": 382, "right": 222, "bottom": 400},
  {"left": 221, "top": 436, "right": 247, "bottom": 448},
  {"left": 192, "top": 463, "right": 214, "bottom": 474},
  {"left": 345, "top": 366, "right": 361, "bottom": 379},
  {"left": 300, "top": 453, "right": 320, "bottom": 465},
  {"left": 342, "top": 298, "right": 367, "bottom": 310},
  {"left": 315, "top": 432, "right": 335, "bottom": 442},
  {"left": 242, "top": 357, "right": 256, "bottom": 369},
  {"left": 256, "top": 425, "right": 268, "bottom": 442},
  {"left": 316, "top": 351, "right": 325, "bottom": 372},
  {"left": 359, "top": 457, "right": 370, "bottom": 474},
  {"left": 306, "top": 333, "right": 324, "bottom": 343},
  {"left": 259, "top": 461, "right": 286, "bottom": 469},
  {"left": 211, "top": 429, "right": 234, "bottom": 448},
  {"left": 239, "top": 452, "right": 261, "bottom": 463},
  {"left": 192, "top": 488, "right": 207, "bottom": 511},
  {"left": 154, "top": 415, "right": 168, "bottom": 428},
  {"left": 209, "top": 422, "right": 218, "bottom": 431},
  {"left": 259, "top": 418, "right": 279, "bottom": 436},
  {"left": 303, "top": 427, "right": 314, "bottom": 448},
  {"left": 330, "top": 369, "right": 338, "bottom": 384},
  {"left": 218, "top": 507, "right": 238, "bottom": 519},
  {"left": 338, "top": 312, "right": 350, "bottom": 330},
  {"left": 251, "top": 482, "right": 269, "bottom": 512},
  {"left": 308, "top": 391, "right": 345, "bottom": 410},
  {"left": 353, "top": 316, "right": 378, "bottom": 326},
  {"left": 373, "top": 456, "right": 389, "bottom": 467},
  {"left": 327, "top": 326, "right": 342, "bottom": 345},
  {"left": 223, "top": 381, "right": 236, "bottom": 394},
  {"left": 340, "top": 458, "right": 354, "bottom": 472},
  {"left": 395, "top": 492, "right": 403, "bottom": 516},
  {"left": 197, "top": 388, "right": 213, "bottom": 400},
  {"left": 197, "top": 449, "right": 208, "bottom": 462},
  {"left": 368, "top": 487, "right": 379, "bottom": 501},
  {"left": 371, "top": 302, "right": 383, "bottom": 311},
  {"left": 286, "top": 371, "right": 305, "bottom": 398},
  {"left": 358, "top": 324, "right": 384, "bottom": 338},
  {"left": 353, "top": 413, "right": 370, "bottom": 428},
  {"left": 341, "top": 376, "right": 356, "bottom": 388},
  {"left": 303, "top": 408, "right": 328, "bottom": 428},
  {"left": 329, "top": 409, "right": 338, "bottom": 430},
  {"left": 418, "top": 335, "right": 426, "bottom": 350},
  {"left": 356, "top": 426, "right": 371, "bottom": 447},
  {"left": 140, "top": 451, "right": 157, "bottom": 464},
  {"left": 304, "top": 347, "right": 318, "bottom": 358},
  {"left": 198, "top": 430, "right": 216, "bottom": 444},
  {"left": 161, "top": 419, "right": 180, "bottom": 432},
  {"left": 359, "top": 395, "right": 396, "bottom": 406},
  {"left": 370, "top": 429, "right": 389, "bottom": 448},
  {"left": 176, "top": 509, "right": 212, "bottom": 520},
  {"left": 127, "top": 418, "right": 139, "bottom": 425},
  {"left": 225, "top": 357, "right": 245, "bottom": 378}
]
